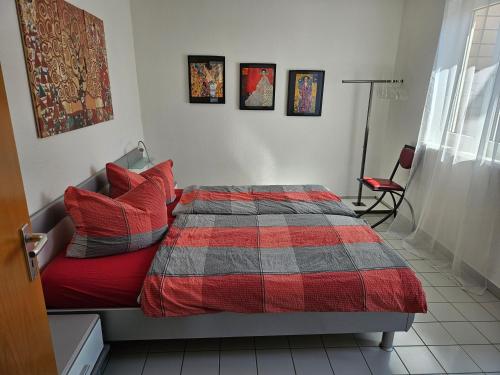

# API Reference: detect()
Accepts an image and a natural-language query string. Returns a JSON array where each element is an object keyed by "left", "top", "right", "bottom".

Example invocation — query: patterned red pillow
[
  {"left": 106, "top": 160, "right": 175, "bottom": 203},
  {"left": 64, "top": 177, "right": 168, "bottom": 258}
]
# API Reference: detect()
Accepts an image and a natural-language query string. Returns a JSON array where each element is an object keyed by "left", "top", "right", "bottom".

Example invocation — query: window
[
  {"left": 469, "top": 3, "right": 500, "bottom": 71},
  {"left": 470, "top": 3, "right": 500, "bottom": 144},
  {"left": 447, "top": 2, "right": 500, "bottom": 160}
]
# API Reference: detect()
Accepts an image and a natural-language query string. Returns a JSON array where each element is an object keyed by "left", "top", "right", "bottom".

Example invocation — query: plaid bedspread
[
  {"left": 172, "top": 185, "right": 357, "bottom": 217},
  {"left": 141, "top": 214, "right": 427, "bottom": 317}
]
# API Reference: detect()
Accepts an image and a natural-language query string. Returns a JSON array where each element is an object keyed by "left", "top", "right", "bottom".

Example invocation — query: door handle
[
  {"left": 26, "top": 232, "right": 48, "bottom": 257},
  {"left": 20, "top": 224, "right": 48, "bottom": 281}
]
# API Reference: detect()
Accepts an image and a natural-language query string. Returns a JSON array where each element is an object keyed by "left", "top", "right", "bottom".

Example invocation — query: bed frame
[{"left": 33, "top": 148, "right": 414, "bottom": 351}]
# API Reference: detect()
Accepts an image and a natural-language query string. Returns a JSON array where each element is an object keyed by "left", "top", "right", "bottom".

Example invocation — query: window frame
[{"left": 446, "top": 1, "right": 500, "bottom": 160}]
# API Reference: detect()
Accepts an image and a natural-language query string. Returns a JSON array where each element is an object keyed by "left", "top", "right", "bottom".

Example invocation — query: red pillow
[
  {"left": 64, "top": 177, "right": 168, "bottom": 258},
  {"left": 106, "top": 160, "right": 175, "bottom": 203}
]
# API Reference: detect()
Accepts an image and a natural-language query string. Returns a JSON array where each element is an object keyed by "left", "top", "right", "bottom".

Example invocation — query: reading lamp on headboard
[{"left": 129, "top": 140, "right": 153, "bottom": 171}]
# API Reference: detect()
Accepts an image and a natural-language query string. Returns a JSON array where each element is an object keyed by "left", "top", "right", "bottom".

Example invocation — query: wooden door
[{"left": 0, "top": 65, "right": 57, "bottom": 374}]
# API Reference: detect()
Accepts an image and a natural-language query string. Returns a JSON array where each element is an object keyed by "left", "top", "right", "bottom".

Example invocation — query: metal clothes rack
[{"left": 342, "top": 79, "right": 404, "bottom": 208}]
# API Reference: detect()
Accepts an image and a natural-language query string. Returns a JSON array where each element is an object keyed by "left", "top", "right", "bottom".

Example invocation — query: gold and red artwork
[{"left": 16, "top": 0, "right": 113, "bottom": 138}]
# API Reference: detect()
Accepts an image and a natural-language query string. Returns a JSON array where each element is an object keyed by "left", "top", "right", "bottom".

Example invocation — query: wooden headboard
[{"left": 31, "top": 148, "right": 143, "bottom": 269}]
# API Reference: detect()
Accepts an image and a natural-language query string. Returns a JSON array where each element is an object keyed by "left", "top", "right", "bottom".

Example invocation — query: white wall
[
  {"left": 131, "top": 0, "right": 405, "bottom": 195},
  {"left": 0, "top": 0, "right": 144, "bottom": 214},
  {"left": 376, "top": 0, "right": 445, "bottom": 185}
]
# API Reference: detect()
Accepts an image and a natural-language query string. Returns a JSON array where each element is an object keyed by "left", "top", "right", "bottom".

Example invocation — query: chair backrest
[{"left": 399, "top": 145, "right": 415, "bottom": 169}]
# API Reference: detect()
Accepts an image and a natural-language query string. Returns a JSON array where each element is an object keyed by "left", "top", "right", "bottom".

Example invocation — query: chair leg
[
  {"left": 371, "top": 209, "right": 395, "bottom": 229},
  {"left": 401, "top": 194, "right": 416, "bottom": 231},
  {"left": 393, "top": 192, "right": 406, "bottom": 213},
  {"left": 357, "top": 191, "right": 386, "bottom": 218},
  {"left": 371, "top": 191, "right": 407, "bottom": 229},
  {"left": 389, "top": 192, "right": 398, "bottom": 218}
]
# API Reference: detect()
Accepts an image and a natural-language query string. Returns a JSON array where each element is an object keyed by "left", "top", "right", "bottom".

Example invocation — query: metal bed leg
[{"left": 380, "top": 331, "right": 395, "bottom": 352}]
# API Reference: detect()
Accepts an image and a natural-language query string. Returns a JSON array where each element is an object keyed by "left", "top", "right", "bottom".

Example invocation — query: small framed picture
[
  {"left": 188, "top": 55, "right": 225, "bottom": 103},
  {"left": 239, "top": 63, "right": 276, "bottom": 110},
  {"left": 287, "top": 70, "right": 325, "bottom": 116}
]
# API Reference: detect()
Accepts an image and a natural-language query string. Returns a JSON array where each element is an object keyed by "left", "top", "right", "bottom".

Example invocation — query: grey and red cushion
[
  {"left": 64, "top": 176, "right": 168, "bottom": 258},
  {"left": 106, "top": 160, "right": 175, "bottom": 203},
  {"left": 362, "top": 177, "right": 404, "bottom": 191}
]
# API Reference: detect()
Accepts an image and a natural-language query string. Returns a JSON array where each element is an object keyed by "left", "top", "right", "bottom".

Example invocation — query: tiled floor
[{"left": 103, "top": 215, "right": 500, "bottom": 375}]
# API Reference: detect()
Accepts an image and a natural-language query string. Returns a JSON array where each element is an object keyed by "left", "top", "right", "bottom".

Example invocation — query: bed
[{"left": 35, "top": 148, "right": 426, "bottom": 351}]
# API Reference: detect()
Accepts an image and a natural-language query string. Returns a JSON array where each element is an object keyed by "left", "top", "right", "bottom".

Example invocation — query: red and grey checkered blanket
[
  {"left": 141, "top": 213, "right": 427, "bottom": 317},
  {"left": 172, "top": 185, "right": 357, "bottom": 217}
]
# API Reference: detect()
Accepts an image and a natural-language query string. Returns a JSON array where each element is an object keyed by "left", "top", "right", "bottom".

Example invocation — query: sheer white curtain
[{"left": 390, "top": 0, "right": 500, "bottom": 293}]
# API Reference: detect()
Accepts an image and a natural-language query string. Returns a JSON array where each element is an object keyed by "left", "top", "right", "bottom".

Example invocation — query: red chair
[{"left": 358, "top": 144, "right": 415, "bottom": 228}]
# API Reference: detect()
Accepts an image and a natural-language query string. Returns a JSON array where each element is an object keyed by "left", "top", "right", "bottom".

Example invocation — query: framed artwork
[
  {"left": 16, "top": 0, "right": 113, "bottom": 138},
  {"left": 287, "top": 70, "right": 325, "bottom": 116},
  {"left": 239, "top": 63, "right": 276, "bottom": 110},
  {"left": 188, "top": 55, "right": 225, "bottom": 104}
]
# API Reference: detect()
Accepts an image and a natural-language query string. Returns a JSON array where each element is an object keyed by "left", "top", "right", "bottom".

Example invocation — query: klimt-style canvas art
[
  {"left": 240, "top": 63, "right": 276, "bottom": 110},
  {"left": 188, "top": 55, "right": 225, "bottom": 104},
  {"left": 287, "top": 70, "right": 325, "bottom": 116},
  {"left": 16, "top": 0, "right": 114, "bottom": 138}
]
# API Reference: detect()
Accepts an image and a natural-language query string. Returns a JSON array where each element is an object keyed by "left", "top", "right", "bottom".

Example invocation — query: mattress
[
  {"left": 42, "top": 243, "right": 160, "bottom": 308},
  {"left": 42, "top": 189, "right": 183, "bottom": 309}
]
